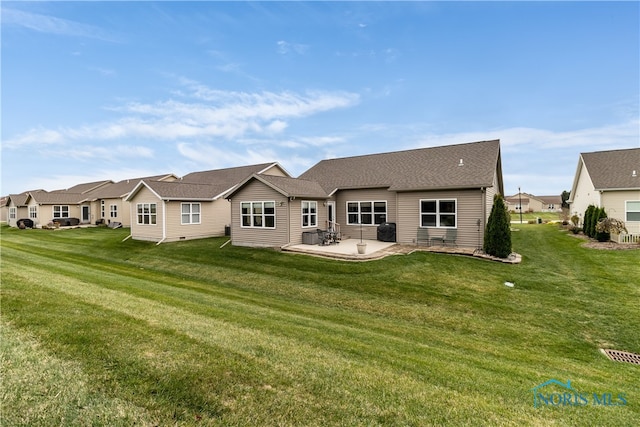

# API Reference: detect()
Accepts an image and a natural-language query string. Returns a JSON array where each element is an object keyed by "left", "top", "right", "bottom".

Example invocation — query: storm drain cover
[{"left": 601, "top": 349, "right": 640, "bottom": 365}]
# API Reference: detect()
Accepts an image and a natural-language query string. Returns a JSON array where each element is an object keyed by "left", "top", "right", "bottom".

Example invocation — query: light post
[{"left": 518, "top": 186, "right": 523, "bottom": 224}]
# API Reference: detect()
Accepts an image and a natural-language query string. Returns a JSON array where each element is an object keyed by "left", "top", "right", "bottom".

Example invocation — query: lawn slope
[{"left": 1, "top": 225, "right": 638, "bottom": 426}]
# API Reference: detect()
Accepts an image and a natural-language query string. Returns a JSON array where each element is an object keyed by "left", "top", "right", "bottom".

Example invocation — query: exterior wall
[
  {"left": 286, "top": 198, "right": 329, "bottom": 246},
  {"left": 601, "top": 190, "right": 640, "bottom": 234},
  {"left": 26, "top": 199, "right": 41, "bottom": 227},
  {"left": 7, "top": 201, "right": 27, "bottom": 227},
  {"left": 230, "top": 180, "right": 290, "bottom": 248},
  {"left": 261, "top": 165, "right": 288, "bottom": 177},
  {"left": 397, "top": 188, "right": 485, "bottom": 249},
  {"left": 128, "top": 186, "right": 164, "bottom": 242},
  {"left": 161, "top": 199, "right": 229, "bottom": 242},
  {"left": 101, "top": 198, "right": 132, "bottom": 227},
  {"left": 333, "top": 188, "right": 397, "bottom": 241},
  {"left": 43, "top": 204, "right": 82, "bottom": 223},
  {"left": 570, "top": 162, "right": 601, "bottom": 224}
]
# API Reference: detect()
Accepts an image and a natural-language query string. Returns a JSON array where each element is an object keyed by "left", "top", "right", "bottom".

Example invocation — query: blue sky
[{"left": 2, "top": 1, "right": 639, "bottom": 197}]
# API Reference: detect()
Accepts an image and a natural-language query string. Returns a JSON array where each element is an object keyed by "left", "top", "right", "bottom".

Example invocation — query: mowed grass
[{"left": 1, "top": 224, "right": 638, "bottom": 426}]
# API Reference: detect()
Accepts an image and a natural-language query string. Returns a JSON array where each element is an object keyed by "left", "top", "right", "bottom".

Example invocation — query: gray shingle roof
[
  {"left": 30, "top": 191, "right": 86, "bottom": 204},
  {"left": 299, "top": 140, "right": 501, "bottom": 193},
  {"left": 254, "top": 174, "right": 329, "bottom": 198},
  {"left": 62, "top": 180, "right": 113, "bottom": 194},
  {"left": 86, "top": 174, "right": 175, "bottom": 199},
  {"left": 182, "top": 163, "right": 279, "bottom": 185},
  {"left": 141, "top": 181, "right": 222, "bottom": 200},
  {"left": 581, "top": 148, "right": 640, "bottom": 190}
]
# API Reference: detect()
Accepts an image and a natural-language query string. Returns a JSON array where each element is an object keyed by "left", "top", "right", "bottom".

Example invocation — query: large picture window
[
  {"left": 53, "top": 205, "right": 69, "bottom": 218},
  {"left": 137, "top": 203, "right": 157, "bottom": 225},
  {"left": 241, "top": 201, "right": 275, "bottom": 228},
  {"left": 626, "top": 200, "right": 640, "bottom": 222},
  {"left": 301, "top": 201, "right": 317, "bottom": 227},
  {"left": 181, "top": 203, "right": 201, "bottom": 224},
  {"left": 347, "top": 201, "right": 387, "bottom": 225},
  {"left": 420, "top": 199, "right": 457, "bottom": 228}
]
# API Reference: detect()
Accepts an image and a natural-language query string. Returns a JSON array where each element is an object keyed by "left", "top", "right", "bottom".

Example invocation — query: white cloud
[
  {"left": 3, "top": 8, "right": 120, "bottom": 42},
  {"left": 276, "top": 40, "right": 309, "bottom": 55},
  {"left": 5, "top": 82, "right": 360, "bottom": 148}
]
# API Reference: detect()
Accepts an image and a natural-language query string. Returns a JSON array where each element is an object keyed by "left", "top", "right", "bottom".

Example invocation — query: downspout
[
  {"left": 481, "top": 187, "right": 486, "bottom": 248},
  {"left": 156, "top": 200, "right": 167, "bottom": 245}
]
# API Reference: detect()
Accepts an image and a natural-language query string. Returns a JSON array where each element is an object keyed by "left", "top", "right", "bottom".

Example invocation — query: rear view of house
[
  {"left": 227, "top": 140, "right": 504, "bottom": 249},
  {"left": 126, "top": 163, "right": 288, "bottom": 243}
]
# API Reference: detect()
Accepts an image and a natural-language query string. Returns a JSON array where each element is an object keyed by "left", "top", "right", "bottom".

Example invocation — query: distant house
[
  {"left": 227, "top": 140, "right": 504, "bottom": 249},
  {"left": 83, "top": 174, "right": 177, "bottom": 227},
  {"left": 125, "top": 163, "right": 288, "bottom": 243},
  {"left": 505, "top": 193, "right": 562, "bottom": 213},
  {"left": 568, "top": 147, "right": 640, "bottom": 241},
  {"left": 5, "top": 192, "right": 32, "bottom": 227}
]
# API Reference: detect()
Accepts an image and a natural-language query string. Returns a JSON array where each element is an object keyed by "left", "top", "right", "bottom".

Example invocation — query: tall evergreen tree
[{"left": 484, "top": 194, "right": 512, "bottom": 258}]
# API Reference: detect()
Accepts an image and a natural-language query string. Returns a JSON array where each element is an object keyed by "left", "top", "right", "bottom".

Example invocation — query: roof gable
[
  {"left": 227, "top": 174, "right": 329, "bottom": 199},
  {"left": 299, "top": 140, "right": 502, "bottom": 193},
  {"left": 85, "top": 174, "right": 177, "bottom": 199},
  {"left": 580, "top": 148, "right": 640, "bottom": 190}
]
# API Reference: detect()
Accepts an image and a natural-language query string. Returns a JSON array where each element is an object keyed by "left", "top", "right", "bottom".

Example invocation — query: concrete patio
[{"left": 283, "top": 238, "right": 521, "bottom": 263}]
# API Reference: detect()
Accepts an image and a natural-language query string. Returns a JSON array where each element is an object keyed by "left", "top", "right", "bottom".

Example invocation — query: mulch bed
[{"left": 568, "top": 232, "right": 640, "bottom": 250}]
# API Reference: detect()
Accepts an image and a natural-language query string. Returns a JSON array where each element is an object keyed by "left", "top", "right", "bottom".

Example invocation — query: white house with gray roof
[
  {"left": 568, "top": 147, "right": 640, "bottom": 240},
  {"left": 227, "top": 140, "right": 504, "bottom": 249},
  {"left": 125, "top": 162, "right": 289, "bottom": 243}
]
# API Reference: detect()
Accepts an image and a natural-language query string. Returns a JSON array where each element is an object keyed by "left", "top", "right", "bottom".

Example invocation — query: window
[
  {"left": 347, "top": 201, "right": 387, "bottom": 225},
  {"left": 547, "top": 204, "right": 555, "bottom": 210},
  {"left": 137, "top": 203, "right": 157, "bottom": 225},
  {"left": 110, "top": 204, "right": 118, "bottom": 218},
  {"left": 420, "top": 199, "right": 457, "bottom": 228},
  {"left": 626, "top": 201, "right": 640, "bottom": 222},
  {"left": 29, "top": 206, "right": 37, "bottom": 219},
  {"left": 9, "top": 207, "right": 16, "bottom": 219},
  {"left": 101, "top": 200, "right": 105, "bottom": 218},
  {"left": 301, "top": 201, "right": 317, "bottom": 227},
  {"left": 53, "top": 205, "right": 69, "bottom": 218},
  {"left": 241, "top": 201, "right": 275, "bottom": 228},
  {"left": 181, "top": 203, "right": 201, "bottom": 224}
]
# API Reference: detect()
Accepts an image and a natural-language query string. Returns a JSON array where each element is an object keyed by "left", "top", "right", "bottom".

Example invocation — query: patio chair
[
  {"left": 443, "top": 228, "right": 457, "bottom": 247},
  {"left": 317, "top": 229, "right": 331, "bottom": 246}
]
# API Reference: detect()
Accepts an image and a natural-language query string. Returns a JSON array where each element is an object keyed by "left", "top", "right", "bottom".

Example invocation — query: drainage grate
[{"left": 601, "top": 349, "right": 640, "bottom": 365}]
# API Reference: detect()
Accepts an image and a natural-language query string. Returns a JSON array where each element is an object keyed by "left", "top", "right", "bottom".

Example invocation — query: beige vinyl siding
[
  {"left": 602, "top": 190, "right": 640, "bottom": 234},
  {"left": 570, "top": 162, "right": 600, "bottom": 220},
  {"left": 397, "top": 189, "right": 484, "bottom": 248},
  {"left": 230, "top": 180, "right": 289, "bottom": 247},
  {"left": 333, "top": 188, "right": 396, "bottom": 241},
  {"left": 161, "top": 199, "right": 227, "bottom": 242},
  {"left": 27, "top": 199, "right": 40, "bottom": 227},
  {"left": 261, "top": 164, "right": 288, "bottom": 177},
  {"left": 49, "top": 205, "right": 81, "bottom": 221},
  {"left": 7, "top": 202, "right": 27, "bottom": 227},
  {"left": 129, "top": 186, "right": 163, "bottom": 242},
  {"left": 287, "top": 199, "right": 328, "bottom": 245},
  {"left": 101, "top": 198, "right": 131, "bottom": 226}
]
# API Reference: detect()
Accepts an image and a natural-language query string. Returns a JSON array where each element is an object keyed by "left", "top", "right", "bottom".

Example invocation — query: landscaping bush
[
  {"left": 583, "top": 205, "right": 595, "bottom": 238},
  {"left": 594, "top": 207, "right": 608, "bottom": 241},
  {"left": 483, "top": 194, "right": 511, "bottom": 258}
]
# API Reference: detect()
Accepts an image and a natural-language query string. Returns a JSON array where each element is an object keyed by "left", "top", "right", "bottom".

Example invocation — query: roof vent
[
  {"left": 633, "top": 170, "right": 637, "bottom": 177},
  {"left": 458, "top": 158, "right": 464, "bottom": 166}
]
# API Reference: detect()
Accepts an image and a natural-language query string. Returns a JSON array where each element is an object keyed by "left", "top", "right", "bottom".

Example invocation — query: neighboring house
[
  {"left": 83, "top": 174, "right": 177, "bottom": 227},
  {"left": 5, "top": 192, "right": 31, "bottom": 227},
  {"left": 538, "top": 195, "right": 563, "bottom": 212},
  {"left": 0, "top": 196, "right": 8, "bottom": 223},
  {"left": 568, "top": 147, "right": 640, "bottom": 240},
  {"left": 20, "top": 180, "right": 113, "bottom": 227},
  {"left": 227, "top": 140, "right": 504, "bottom": 249},
  {"left": 125, "top": 163, "right": 288, "bottom": 243},
  {"left": 505, "top": 193, "right": 562, "bottom": 212}
]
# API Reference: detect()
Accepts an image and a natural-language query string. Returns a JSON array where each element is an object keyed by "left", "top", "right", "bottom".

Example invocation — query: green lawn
[{"left": 1, "top": 224, "right": 638, "bottom": 426}]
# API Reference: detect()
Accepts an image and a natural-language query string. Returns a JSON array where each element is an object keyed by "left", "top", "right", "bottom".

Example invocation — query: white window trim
[
  {"left": 9, "top": 207, "right": 16, "bottom": 219},
  {"left": 136, "top": 203, "right": 157, "bottom": 225},
  {"left": 419, "top": 198, "right": 458, "bottom": 228},
  {"left": 53, "top": 205, "right": 70, "bottom": 219},
  {"left": 29, "top": 206, "right": 38, "bottom": 219},
  {"left": 625, "top": 200, "right": 640, "bottom": 222},
  {"left": 110, "top": 204, "right": 118, "bottom": 218},
  {"left": 181, "top": 202, "right": 201, "bottom": 225},
  {"left": 301, "top": 201, "right": 318, "bottom": 228},
  {"left": 240, "top": 201, "right": 276, "bottom": 229},
  {"left": 101, "top": 200, "right": 105, "bottom": 218},
  {"left": 346, "top": 200, "right": 387, "bottom": 226}
]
